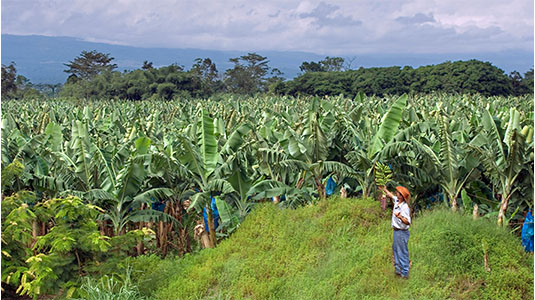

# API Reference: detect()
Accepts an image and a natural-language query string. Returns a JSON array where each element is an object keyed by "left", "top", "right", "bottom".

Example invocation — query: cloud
[
  {"left": 396, "top": 13, "right": 436, "bottom": 24},
  {"left": 1, "top": 0, "right": 532, "bottom": 55},
  {"left": 298, "top": 2, "right": 362, "bottom": 28}
]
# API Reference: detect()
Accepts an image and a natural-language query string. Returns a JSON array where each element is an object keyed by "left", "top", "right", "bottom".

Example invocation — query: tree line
[
  {"left": 1, "top": 50, "right": 533, "bottom": 100},
  {"left": 277, "top": 60, "right": 533, "bottom": 97}
]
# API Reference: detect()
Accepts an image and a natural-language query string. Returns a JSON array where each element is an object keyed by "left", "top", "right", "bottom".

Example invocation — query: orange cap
[{"left": 396, "top": 186, "right": 410, "bottom": 203}]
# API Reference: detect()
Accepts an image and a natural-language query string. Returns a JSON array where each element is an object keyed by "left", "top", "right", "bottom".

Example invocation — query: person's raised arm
[{"left": 383, "top": 186, "right": 395, "bottom": 202}]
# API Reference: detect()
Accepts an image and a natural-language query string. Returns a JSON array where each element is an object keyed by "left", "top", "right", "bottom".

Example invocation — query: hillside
[{"left": 124, "top": 198, "right": 533, "bottom": 300}]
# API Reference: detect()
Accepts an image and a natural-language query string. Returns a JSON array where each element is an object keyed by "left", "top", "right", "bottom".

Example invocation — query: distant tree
[
  {"left": 320, "top": 56, "right": 345, "bottom": 72},
  {"left": 64, "top": 50, "right": 118, "bottom": 80},
  {"left": 1, "top": 62, "right": 43, "bottom": 99},
  {"left": 142, "top": 61, "right": 154, "bottom": 70},
  {"left": 266, "top": 68, "right": 285, "bottom": 90},
  {"left": 344, "top": 56, "right": 357, "bottom": 71},
  {"left": 157, "top": 82, "right": 176, "bottom": 100},
  {"left": 300, "top": 61, "right": 324, "bottom": 73},
  {"left": 14, "top": 75, "right": 42, "bottom": 99},
  {"left": 33, "top": 83, "right": 62, "bottom": 97},
  {"left": 523, "top": 68, "right": 534, "bottom": 95},
  {"left": 224, "top": 53, "right": 271, "bottom": 94},
  {"left": 191, "top": 58, "right": 221, "bottom": 97},
  {"left": 1, "top": 62, "right": 17, "bottom": 98},
  {"left": 509, "top": 71, "right": 526, "bottom": 96},
  {"left": 300, "top": 56, "right": 345, "bottom": 73}
]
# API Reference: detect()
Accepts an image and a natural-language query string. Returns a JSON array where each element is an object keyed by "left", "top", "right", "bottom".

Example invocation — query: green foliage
[
  {"left": 17, "top": 196, "right": 110, "bottom": 298},
  {"left": 191, "top": 58, "right": 221, "bottom": 97},
  {"left": 60, "top": 64, "right": 200, "bottom": 100},
  {"left": 1, "top": 158, "right": 25, "bottom": 191},
  {"left": 108, "top": 228, "right": 155, "bottom": 254},
  {"left": 1, "top": 191, "right": 38, "bottom": 289},
  {"left": 1, "top": 92, "right": 534, "bottom": 298},
  {"left": 1, "top": 193, "right": 114, "bottom": 298},
  {"left": 2, "top": 94, "right": 533, "bottom": 226}
]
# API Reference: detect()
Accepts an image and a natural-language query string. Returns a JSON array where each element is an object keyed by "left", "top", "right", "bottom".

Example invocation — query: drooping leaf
[
  {"left": 214, "top": 196, "right": 240, "bottom": 228},
  {"left": 205, "top": 179, "right": 236, "bottom": 195},
  {"left": 133, "top": 187, "right": 174, "bottom": 204},
  {"left": 503, "top": 108, "right": 521, "bottom": 151},
  {"left": 228, "top": 169, "right": 252, "bottom": 201},
  {"left": 461, "top": 188, "right": 472, "bottom": 212},
  {"left": 115, "top": 156, "right": 146, "bottom": 201},
  {"left": 135, "top": 136, "right": 151, "bottom": 155},
  {"left": 223, "top": 123, "right": 252, "bottom": 154},
  {"left": 368, "top": 94, "right": 407, "bottom": 159},
  {"left": 198, "top": 110, "right": 218, "bottom": 177},
  {"left": 481, "top": 108, "right": 505, "bottom": 163}
]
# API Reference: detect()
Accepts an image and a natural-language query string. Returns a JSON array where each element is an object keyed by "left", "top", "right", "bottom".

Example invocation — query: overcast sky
[{"left": 2, "top": 0, "right": 533, "bottom": 55}]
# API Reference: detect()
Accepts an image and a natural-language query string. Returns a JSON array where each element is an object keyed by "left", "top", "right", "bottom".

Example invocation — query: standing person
[{"left": 383, "top": 186, "right": 411, "bottom": 279}]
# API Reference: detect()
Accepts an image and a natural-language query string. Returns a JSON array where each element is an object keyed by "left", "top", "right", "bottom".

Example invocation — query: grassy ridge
[{"left": 128, "top": 198, "right": 533, "bottom": 300}]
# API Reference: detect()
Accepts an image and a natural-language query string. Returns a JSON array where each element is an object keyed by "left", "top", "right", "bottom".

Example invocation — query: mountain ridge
[{"left": 2, "top": 34, "right": 533, "bottom": 84}]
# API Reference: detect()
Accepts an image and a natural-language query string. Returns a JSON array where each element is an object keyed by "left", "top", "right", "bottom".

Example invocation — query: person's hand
[{"left": 395, "top": 212, "right": 401, "bottom": 219}]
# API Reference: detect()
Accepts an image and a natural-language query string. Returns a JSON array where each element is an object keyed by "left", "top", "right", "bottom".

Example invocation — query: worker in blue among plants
[{"left": 383, "top": 186, "right": 411, "bottom": 279}]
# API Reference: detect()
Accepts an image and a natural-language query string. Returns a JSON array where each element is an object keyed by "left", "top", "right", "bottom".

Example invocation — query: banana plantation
[{"left": 1, "top": 93, "right": 533, "bottom": 298}]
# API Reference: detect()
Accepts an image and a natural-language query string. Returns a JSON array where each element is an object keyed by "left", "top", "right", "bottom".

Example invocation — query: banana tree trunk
[
  {"left": 201, "top": 231, "right": 212, "bottom": 249},
  {"left": 315, "top": 178, "right": 326, "bottom": 199},
  {"left": 451, "top": 196, "right": 458, "bottom": 212},
  {"left": 136, "top": 229, "right": 144, "bottom": 256},
  {"left": 473, "top": 204, "right": 479, "bottom": 220},
  {"left": 175, "top": 201, "right": 192, "bottom": 255},
  {"left": 362, "top": 180, "right": 372, "bottom": 198},
  {"left": 340, "top": 186, "right": 347, "bottom": 199},
  {"left": 206, "top": 206, "right": 217, "bottom": 247},
  {"left": 31, "top": 220, "right": 39, "bottom": 248},
  {"left": 99, "top": 220, "right": 106, "bottom": 236},
  {"left": 157, "top": 202, "right": 170, "bottom": 256},
  {"left": 296, "top": 176, "right": 305, "bottom": 189},
  {"left": 497, "top": 193, "right": 511, "bottom": 227},
  {"left": 136, "top": 203, "right": 146, "bottom": 256},
  {"left": 194, "top": 221, "right": 213, "bottom": 249},
  {"left": 181, "top": 227, "right": 192, "bottom": 253}
]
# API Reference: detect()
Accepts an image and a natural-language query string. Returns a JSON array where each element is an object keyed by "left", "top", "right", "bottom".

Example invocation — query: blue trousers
[{"left": 393, "top": 229, "right": 410, "bottom": 277}]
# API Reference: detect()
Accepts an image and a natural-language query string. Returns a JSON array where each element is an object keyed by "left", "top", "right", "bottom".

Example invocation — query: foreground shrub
[{"left": 73, "top": 267, "right": 147, "bottom": 300}]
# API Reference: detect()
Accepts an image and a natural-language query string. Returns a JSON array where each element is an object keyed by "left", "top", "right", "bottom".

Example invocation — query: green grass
[{"left": 127, "top": 197, "right": 533, "bottom": 300}]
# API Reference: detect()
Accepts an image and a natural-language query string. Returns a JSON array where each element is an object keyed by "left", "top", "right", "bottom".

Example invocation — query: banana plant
[
  {"left": 412, "top": 115, "right": 477, "bottom": 211},
  {"left": 277, "top": 98, "right": 357, "bottom": 199},
  {"left": 346, "top": 94, "right": 408, "bottom": 197},
  {"left": 469, "top": 107, "right": 529, "bottom": 226},
  {"left": 97, "top": 137, "right": 176, "bottom": 235},
  {"left": 180, "top": 109, "right": 238, "bottom": 247}
]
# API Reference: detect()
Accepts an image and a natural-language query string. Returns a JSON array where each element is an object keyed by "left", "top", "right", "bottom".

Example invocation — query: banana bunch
[{"left": 375, "top": 162, "right": 392, "bottom": 189}]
